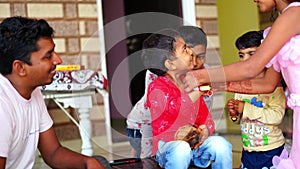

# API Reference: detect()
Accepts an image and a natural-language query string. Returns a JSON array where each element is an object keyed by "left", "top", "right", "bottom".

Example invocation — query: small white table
[{"left": 41, "top": 70, "right": 111, "bottom": 156}]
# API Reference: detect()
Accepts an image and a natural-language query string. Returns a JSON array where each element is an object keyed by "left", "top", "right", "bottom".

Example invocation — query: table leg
[
  {"left": 54, "top": 95, "right": 94, "bottom": 156},
  {"left": 78, "top": 107, "right": 93, "bottom": 156}
]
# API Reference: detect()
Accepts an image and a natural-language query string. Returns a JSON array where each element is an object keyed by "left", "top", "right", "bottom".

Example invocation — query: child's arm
[
  {"left": 242, "top": 87, "right": 286, "bottom": 125},
  {"left": 194, "top": 97, "right": 215, "bottom": 135},
  {"left": 188, "top": 90, "right": 201, "bottom": 103},
  {"left": 227, "top": 99, "right": 244, "bottom": 123}
]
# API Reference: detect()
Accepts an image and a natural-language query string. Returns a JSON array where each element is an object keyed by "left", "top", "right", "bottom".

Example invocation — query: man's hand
[{"left": 86, "top": 157, "right": 106, "bottom": 169}]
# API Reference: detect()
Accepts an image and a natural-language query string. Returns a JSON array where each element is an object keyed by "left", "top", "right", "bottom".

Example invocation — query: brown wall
[{"left": 0, "top": 1, "right": 101, "bottom": 71}]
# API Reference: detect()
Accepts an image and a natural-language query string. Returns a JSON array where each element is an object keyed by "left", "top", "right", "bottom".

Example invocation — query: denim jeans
[
  {"left": 241, "top": 144, "right": 284, "bottom": 169},
  {"left": 156, "top": 136, "right": 232, "bottom": 169},
  {"left": 126, "top": 128, "right": 142, "bottom": 158}
]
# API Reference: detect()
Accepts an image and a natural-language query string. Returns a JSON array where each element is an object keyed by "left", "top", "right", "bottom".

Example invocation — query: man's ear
[
  {"left": 12, "top": 60, "right": 27, "bottom": 76},
  {"left": 164, "top": 59, "right": 176, "bottom": 71}
]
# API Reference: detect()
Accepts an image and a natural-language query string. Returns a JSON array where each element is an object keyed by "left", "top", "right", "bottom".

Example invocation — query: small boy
[
  {"left": 227, "top": 31, "right": 286, "bottom": 169},
  {"left": 144, "top": 28, "right": 232, "bottom": 169}
]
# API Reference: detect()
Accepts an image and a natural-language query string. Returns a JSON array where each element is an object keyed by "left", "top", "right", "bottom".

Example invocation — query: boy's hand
[
  {"left": 227, "top": 99, "right": 245, "bottom": 121},
  {"left": 227, "top": 99, "right": 238, "bottom": 121}
]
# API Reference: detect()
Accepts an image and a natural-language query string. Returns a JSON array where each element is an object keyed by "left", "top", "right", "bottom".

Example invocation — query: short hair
[
  {"left": 235, "top": 30, "right": 264, "bottom": 50},
  {"left": 142, "top": 28, "right": 181, "bottom": 76},
  {"left": 177, "top": 26, "right": 207, "bottom": 48},
  {"left": 0, "top": 16, "right": 54, "bottom": 75}
]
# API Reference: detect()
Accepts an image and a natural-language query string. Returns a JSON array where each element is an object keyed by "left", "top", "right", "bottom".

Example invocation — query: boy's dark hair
[
  {"left": 235, "top": 30, "right": 263, "bottom": 50},
  {"left": 0, "top": 16, "right": 54, "bottom": 75},
  {"left": 177, "top": 26, "right": 207, "bottom": 48},
  {"left": 142, "top": 29, "right": 180, "bottom": 76}
]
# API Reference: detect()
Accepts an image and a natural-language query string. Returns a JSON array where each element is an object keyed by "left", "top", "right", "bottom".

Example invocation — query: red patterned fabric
[{"left": 146, "top": 76, "right": 215, "bottom": 154}]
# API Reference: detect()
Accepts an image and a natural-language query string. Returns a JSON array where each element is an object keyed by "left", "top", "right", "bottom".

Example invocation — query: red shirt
[{"left": 146, "top": 76, "right": 215, "bottom": 154}]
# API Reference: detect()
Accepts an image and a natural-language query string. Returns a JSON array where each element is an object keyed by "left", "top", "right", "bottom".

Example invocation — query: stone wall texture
[
  {"left": 0, "top": 0, "right": 219, "bottom": 71},
  {"left": 0, "top": 0, "right": 101, "bottom": 71},
  {"left": 195, "top": 0, "right": 220, "bottom": 68}
]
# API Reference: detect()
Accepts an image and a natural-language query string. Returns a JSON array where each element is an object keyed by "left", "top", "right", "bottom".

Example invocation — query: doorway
[{"left": 102, "top": 0, "right": 182, "bottom": 142}]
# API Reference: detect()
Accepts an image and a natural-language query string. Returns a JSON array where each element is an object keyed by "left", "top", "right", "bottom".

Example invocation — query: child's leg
[
  {"left": 156, "top": 140, "right": 191, "bottom": 169},
  {"left": 126, "top": 128, "right": 142, "bottom": 158},
  {"left": 241, "top": 145, "right": 284, "bottom": 169},
  {"left": 192, "top": 136, "right": 232, "bottom": 169}
]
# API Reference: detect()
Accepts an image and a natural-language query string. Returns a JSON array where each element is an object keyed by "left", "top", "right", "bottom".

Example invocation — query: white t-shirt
[
  {"left": 126, "top": 70, "right": 157, "bottom": 129},
  {"left": 0, "top": 74, "right": 53, "bottom": 169}
]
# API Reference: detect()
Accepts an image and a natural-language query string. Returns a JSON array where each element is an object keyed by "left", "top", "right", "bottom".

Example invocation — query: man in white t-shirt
[{"left": 0, "top": 16, "right": 108, "bottom": 169}]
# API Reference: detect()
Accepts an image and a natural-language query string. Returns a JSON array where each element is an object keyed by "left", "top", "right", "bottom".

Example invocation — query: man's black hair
[{"left": 0, "top": 16, "right": 54, "bottom": 75}]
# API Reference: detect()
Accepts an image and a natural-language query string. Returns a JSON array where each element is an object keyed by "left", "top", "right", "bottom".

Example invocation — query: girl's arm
[
  {"left": 184, "top": 6, "right": 300, "bottom": 92},
  {"left": 242, "top": 87, "right": 286, "bottom": 125},
  {"left": 226, "top": 66, "right": 282, "bottom": 94}
]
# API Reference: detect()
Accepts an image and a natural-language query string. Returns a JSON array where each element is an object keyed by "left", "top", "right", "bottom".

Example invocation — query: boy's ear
[{"left": 164, "top": 59, "right": 176, "bottom": 71}]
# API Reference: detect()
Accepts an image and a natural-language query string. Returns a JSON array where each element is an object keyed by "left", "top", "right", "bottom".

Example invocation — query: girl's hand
[{"left": 184, "top": 70, "right": 204, "bottom": 92}]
